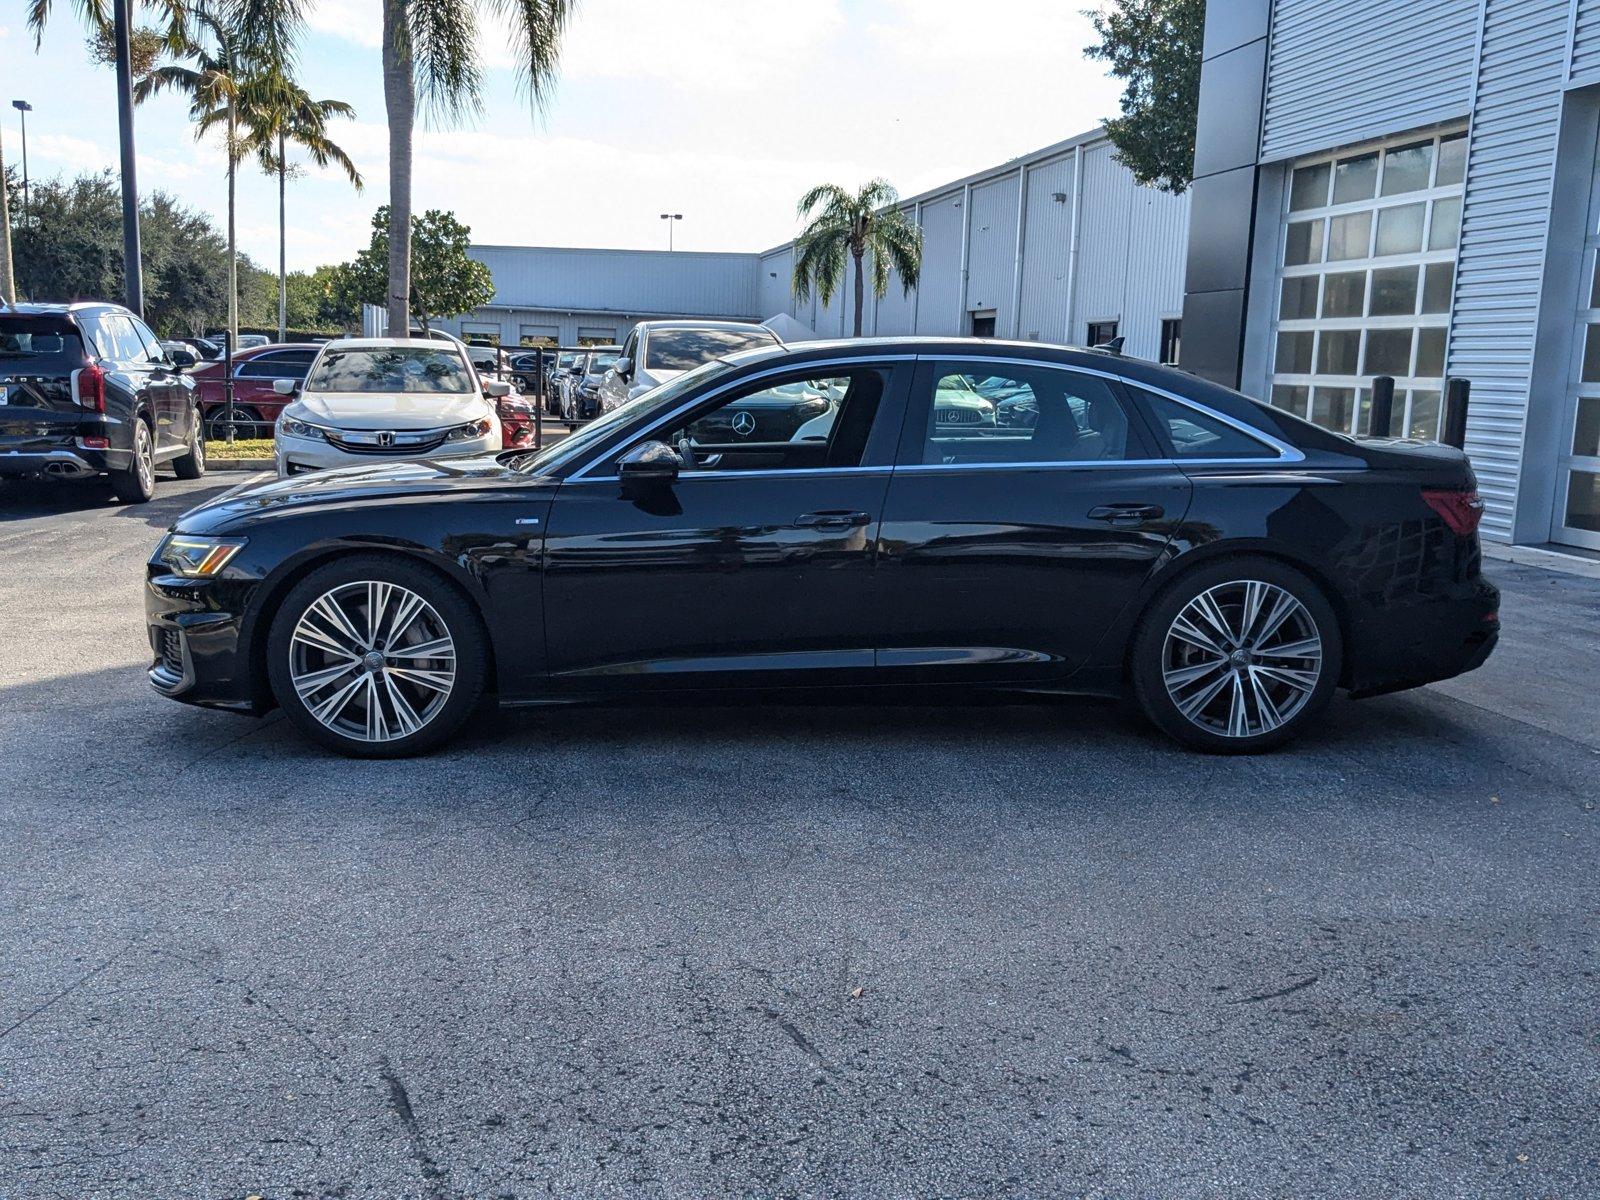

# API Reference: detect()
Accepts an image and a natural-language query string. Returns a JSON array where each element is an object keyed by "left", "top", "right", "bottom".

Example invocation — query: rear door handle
[
  {"left": 1087, "top": 503, "right": 1164, "bottom": 525},
  {"left": 794, "top": 510, "right": 871, "bottom": 529}
]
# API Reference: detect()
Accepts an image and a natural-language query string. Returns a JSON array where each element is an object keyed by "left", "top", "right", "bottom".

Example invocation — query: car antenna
[{"left": 1091, "top": 335, "right": 1125, "bottom": 356}]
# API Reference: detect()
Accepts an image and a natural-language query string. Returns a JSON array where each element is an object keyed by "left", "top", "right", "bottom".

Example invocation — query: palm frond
[
  {"left": 869, "top": 208, "right": 923, "bottom": 297},
  {"left": 410, "top": 0, "right": 483, "bottom": 120},
  {"left": 483, "top": 0, "right": 577, "bottom": 114},
  {"left": 796, "top": 183, "right": 851, "bottom": 220}
]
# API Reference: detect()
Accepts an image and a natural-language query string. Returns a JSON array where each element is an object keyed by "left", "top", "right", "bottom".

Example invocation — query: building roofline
[{"left": 469, "top": 244, "right": 762, "bottom": 262}]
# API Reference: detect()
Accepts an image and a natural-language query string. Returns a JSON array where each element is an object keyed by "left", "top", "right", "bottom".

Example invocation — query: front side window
[
  {"left": 305, "top": 347, "right": 474, "bottom": 394},
  {"left": 644, "top": 327, "right": 777, "bottom": 372},
  {"left": 914, "top": 364, "right": 1137, "bottom": 466},
  {"left": 237, "top": 351, "right": 315, "bottom": 380},
  {"left": 663, "top": 370, "right": 886, "bottom": 473},
  {"left": 1136, "top": 389, "right": 1278, "bottom": 459}
]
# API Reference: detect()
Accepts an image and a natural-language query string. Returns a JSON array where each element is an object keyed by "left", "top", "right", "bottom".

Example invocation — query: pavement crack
[
  {"left": 378, "top": 1057, "right": 450, "bottom": 1198},
  {"left": 1228, "top": 974, "right": 1321, "bottom": 1005},
  {"left": 0, "top": 945, "right": 131, "bottom": 1045}
]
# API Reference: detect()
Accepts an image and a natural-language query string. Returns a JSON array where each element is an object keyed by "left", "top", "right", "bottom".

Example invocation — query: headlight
[
  {"left": 279, "top": 416, "right": 330, "bottom": 441},
  {"left": 445, "top": 418, "right": 494, "bottom": 442},
  {"left": 157, "top": 534, "right": 247, "bottom": 577}
]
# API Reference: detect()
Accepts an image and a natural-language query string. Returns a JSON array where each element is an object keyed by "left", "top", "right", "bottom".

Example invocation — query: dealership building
[
  {"left": 441, "top": 127, "right": 1191, "bottom": 366},
  {"left": 446, "top": 0, "right": 1600, "bottom": 554},
  {"left": 1186, "top": 0, "right": 1600, "bottom": 551}
]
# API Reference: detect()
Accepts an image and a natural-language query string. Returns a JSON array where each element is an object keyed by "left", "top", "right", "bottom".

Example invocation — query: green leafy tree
[
  {"left": 8, "top": 169, "right": 271, "bottom": 335},
  {"left": 375, "top": 0, "right": 576, "bottom": 335},
  {"left": 238, "top": 68, "right": 362, "bottom": 341},
  {"left": 792, "top": 179, "right": 923, "bottom": 338},
  {"left": 282, "top": 263, "right": 362, "bottom": 332},
  {"left": 346, "top": 206, "right": 494, "bottom": 331},
  {"left": 1085, "top": 0, "right": 1205, "bottom": 194}
]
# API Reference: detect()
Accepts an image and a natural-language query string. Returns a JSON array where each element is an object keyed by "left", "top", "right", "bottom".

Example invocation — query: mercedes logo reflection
[{"left": 731, "top": 411, "right": 756, "bottom": 437}]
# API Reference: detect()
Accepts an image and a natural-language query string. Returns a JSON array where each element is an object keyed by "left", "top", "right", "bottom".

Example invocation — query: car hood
[
  {"left": 172, "top": 453, "right": 551, "bottom": 535},
  {"left": 292, "top": 390, "right": 492, "bottom": 430}
]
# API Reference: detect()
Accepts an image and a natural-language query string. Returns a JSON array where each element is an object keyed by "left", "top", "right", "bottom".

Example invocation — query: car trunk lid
[{"left": 0, "top": 314, "right": 91, "bottom": 450}]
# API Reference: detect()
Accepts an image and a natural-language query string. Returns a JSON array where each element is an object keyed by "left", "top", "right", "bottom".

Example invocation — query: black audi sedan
[{"left": 145, "top": 338, "right": 1498, "bottom": 757}]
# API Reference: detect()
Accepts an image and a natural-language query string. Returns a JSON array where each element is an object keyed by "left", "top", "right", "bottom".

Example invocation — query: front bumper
[
  {"left": 275, "top": 430, "right": 499, "bottom": 477},
  {"left": 145, "top": 568, "right": 261, "bottom": 713}
]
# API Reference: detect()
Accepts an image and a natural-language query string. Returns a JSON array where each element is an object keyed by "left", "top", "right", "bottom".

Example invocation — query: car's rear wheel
[
  {"left": 1130, "top": 557, "right": 1341, "bottom": 754},
  {"left": 109, "top": 417, "right": 156, "bottom": 503},
  {"left": 205, "top": 405, "right": 265, "bottom": 441},
  {"left": 266, "top": 556, "right": 488, "bottom": 758},
  {"left": 173, "top": 406, "right": 207, "bottom": 479}
]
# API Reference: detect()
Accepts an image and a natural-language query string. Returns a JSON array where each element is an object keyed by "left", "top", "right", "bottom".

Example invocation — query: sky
[{"left": 3, "top": 1, "right": 1125, "bottom": 273}]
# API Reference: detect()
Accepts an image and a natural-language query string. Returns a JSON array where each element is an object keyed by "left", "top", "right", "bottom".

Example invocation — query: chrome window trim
[
  {"left": 914, "top": 354, "right": 1305, "bottom": 465},
  {"left": 567, "top": 355, "right": 918, "bottom": 482},
  {"left": 580, "top": 465, "right": 895, "bottom": 484}
]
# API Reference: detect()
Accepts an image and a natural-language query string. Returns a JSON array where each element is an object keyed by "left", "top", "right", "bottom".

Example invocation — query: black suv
[{"left": 0, "top": 302, "right": 205, "bottom": 502}]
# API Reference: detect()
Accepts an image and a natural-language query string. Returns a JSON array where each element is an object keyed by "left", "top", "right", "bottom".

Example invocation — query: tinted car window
[
  {"left": 917, "top": 365, "right": 1136, "bottom": 465},
  {"left": 305, "top": 347, "right": 473, "bottom": 394},
  {"left": 237, "top": 352, "right": 314, "bottom": 380},
  {"left": 1135, "top": 389, "right": 1279, "bottom": 459},
  {"left": 668, "top": 370, "right": 885, "bottom": 473},
  {"left": 644, "top": 328, "right": 777, "bottom": 372},
  {"left": 130, "top": 317, "right": 167, "bottom": 362},
  {"left": 99, "top": 315, "right": 153, "bottom": 364},
  {"left": 0, "top": 316, "right": 87, "bottom": 371}
]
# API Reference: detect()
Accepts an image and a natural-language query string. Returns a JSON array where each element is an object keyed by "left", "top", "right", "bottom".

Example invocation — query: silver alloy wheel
[
  {"left": 288, "top": 581, "right": 456, "bottom": 743},
  {"left": 1161, "top": 579, "right": 1323, "bottom": 738},
  {"left": 191, "top": 414, "right": 205, "bottom": 467},
  {"left": 135, "top": 421, "right": 154, "bottom": 491}
]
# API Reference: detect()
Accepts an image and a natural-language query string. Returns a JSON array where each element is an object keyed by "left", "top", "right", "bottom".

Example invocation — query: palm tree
[
  {"left": 792, "top": 179, "right": 924, "bottom": 338},
  {"left": 379, "top": 0, "right": 577, "bottom": 335},
  {"left": 239, "top": 69, "right": 362, "bottom": 341},
  {"left": 134, "top": 2, "right": 262, "bottom": 346}
]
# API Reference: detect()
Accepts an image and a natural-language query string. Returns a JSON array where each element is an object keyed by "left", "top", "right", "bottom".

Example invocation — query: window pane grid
[{"left": 1273, "top": 127, "right": 1465, "bottom": 439}]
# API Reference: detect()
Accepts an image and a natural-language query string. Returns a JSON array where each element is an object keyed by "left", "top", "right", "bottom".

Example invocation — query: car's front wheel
[
  {"left": 1130, "top": 557, "right": 1341, "bottom": 754},
  {"left": 266, "top": 556, "right": 488, "bottom": 757}
]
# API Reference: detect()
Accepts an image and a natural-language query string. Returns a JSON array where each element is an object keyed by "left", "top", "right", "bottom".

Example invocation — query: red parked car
[{"left": 190, "top": 343, "right": 321, "bottom": 439}]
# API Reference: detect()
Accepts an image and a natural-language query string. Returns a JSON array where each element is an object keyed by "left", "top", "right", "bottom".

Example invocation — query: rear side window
[
  {"left": 1135, "top": 389, "right": 1280, "bottom": 459},
  {"left": 93, "top": 315, "right": 154, "bottom": 364},
  {"left": 914, "top": 364, "right": 1142, "bottom": 466},
  {"left": 237, "top": 352, "right": 314, "bottom": 380},
  {"left": 0, "top": 318, "right": 87, "bottom": 371}
]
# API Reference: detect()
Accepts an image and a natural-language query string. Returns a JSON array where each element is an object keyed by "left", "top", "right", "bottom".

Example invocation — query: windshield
[
  {"left": 644, "top": 327, "right": 776, "bottom": 372},
  {"left": 513, "top": 358, "right": 733, "bottom": 475},
  {"left": 305, "top": 347, "right": 474, "bottom": 394},
  {"left": 0, "top": 318, "right": 86, "bottom": 369}
]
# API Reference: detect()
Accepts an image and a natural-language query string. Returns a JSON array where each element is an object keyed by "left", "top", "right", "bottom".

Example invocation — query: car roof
[
  {"left": 637, "top": 320, "right": 777, "bottom": 333},
  {"left": 317, "top": 337, "right": 467, "bottom": 351},
  {"left": 1, "top": 301, "right": 130, "bottom": 318}
]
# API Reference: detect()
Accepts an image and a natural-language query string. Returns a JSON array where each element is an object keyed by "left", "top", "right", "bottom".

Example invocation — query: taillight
[
  {"left": 77, "top": 363, "right": 107, "bottom": 413},
  {"left": 1422, "top": 488, "right": 1485, "bottom": 537}
]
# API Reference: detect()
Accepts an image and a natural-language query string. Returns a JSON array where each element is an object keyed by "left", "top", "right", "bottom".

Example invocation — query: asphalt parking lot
[{"left": 2, "top": 474, "right": 1597, "bottom": 1200}]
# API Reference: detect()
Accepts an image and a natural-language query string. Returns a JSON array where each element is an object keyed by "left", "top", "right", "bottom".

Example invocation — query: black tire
[
  {"left": 108, "top": 416, "right": 156, "bottom": 503},
  {"left": 266, "top": 555, "right": 489, "bottom": 758},
  {"left": 205, "top": 405, "right": 266, "bottom": 442},
  {"left": 1129, "top": 556, "right": 1342, "bottom": 754},
  {"left": 173, "top": 407, "right": 207, "bottom": 479}
]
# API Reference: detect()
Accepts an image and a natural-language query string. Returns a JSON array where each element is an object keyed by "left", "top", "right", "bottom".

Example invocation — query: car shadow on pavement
[{"left": 1, "top": 476, "right": 240, "bottom": 526}]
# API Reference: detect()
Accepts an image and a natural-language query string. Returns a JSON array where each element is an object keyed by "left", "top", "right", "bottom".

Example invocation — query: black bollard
[{"left": 1368, "top": 375, "right": 1395, "bottom": 438}]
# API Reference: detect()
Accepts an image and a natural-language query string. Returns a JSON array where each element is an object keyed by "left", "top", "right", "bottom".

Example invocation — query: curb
[
  {"left": 1482, "top": 541, "right": 1600, "bottom": 580},
  {"left": 208, "top": 459, "right": 275, "bottom": 472}
]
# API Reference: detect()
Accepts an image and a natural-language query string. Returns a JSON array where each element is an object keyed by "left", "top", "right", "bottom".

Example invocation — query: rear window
[
  {"left": 645, "top": 327, "right": 777, "bottom": 371},
  {"left": 0, "top": 318, "right": 87, "bottom": 372},
  {"left": 305, "top": 347, "right": 474, "bottom": 394}
]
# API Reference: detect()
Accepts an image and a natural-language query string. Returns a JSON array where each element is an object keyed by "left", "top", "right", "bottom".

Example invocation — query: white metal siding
[
  {"left": 1449, "top": 0, "right": 1570, "bottom": 540},
  {"left": 1073, "top": 144, "right": 1135, "bottom": 345},
  {"left": 1261, "top": 0, "right": 1480, "bottom": 162},
  {"left": 915, "top": 193, "right": 966, "bottom": 334},
  {"left": 1017, "top": 155, "right": 1078, "bottom": 341},
  {"left": 756, "top": 248, "right": 794, "bottom": 319},
  {"left": 469, "top": 246, "right": 761, "bottom": 318},
  {"left": 1572, "top": 0, "right": 1600, "bottom": 79},
  {"left": 964, "top": 173, "right": 1020, "bottom": 326}
]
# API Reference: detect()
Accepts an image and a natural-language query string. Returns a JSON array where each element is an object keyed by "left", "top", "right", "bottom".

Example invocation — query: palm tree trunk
[
  {"left": 0, "top": 123, "right": 15, "bottom": 303},
  {"left": 852, "top": 247, "right": 865, "bottom": 338},
  {"left": 227, "top": 112, "right": 238, "bottom": 344},
  {"left": 382, "top": 0, "right": 414, "bottom": 337},
  {"left": 277, "top": 131, "right": 287, "bottom": 343}
]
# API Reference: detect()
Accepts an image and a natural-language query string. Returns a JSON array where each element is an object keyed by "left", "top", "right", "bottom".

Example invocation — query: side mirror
[
  {"left": 483, "top": 380, "right": 512, "bottom": 398},
  {"left": 169, "top": 348, "right": 197, "bottom": 370},
  {"left": 613, "top": 357, "right": 634, "bottom": 380},
  {"left": 272, "top": 378, "right": 298, "bottom": 396},
  {"left": 616, "top": 440, "right": 682, "bottom": 485}
]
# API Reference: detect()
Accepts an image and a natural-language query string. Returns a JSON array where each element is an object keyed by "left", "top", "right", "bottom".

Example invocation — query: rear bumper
[
  {"left": 1345, "top": 576, "right": 1501, "bottom": 696},
  {"left": 0, "top": 444, "right": 131, "bottom": 478}
]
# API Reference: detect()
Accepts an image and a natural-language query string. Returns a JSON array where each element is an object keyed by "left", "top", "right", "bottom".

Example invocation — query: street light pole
[
  {"left": 111, "top": 0, "right": 144, "bottom": 316},
  {"left": 9, "top": 101, "right": 30, "bottom": 225},
  {"left": 659, "top": 212, "right": 682, "bottom": 251}
]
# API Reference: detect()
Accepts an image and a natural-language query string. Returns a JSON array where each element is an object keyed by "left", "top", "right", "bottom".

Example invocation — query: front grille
[
  {"left": 157, "top": 627, "right": 183, "bottom": 674},
  {"left": 326, "top": 430, "right": 450, "bottom": 456},
  {"left": 149, "top": 626, "right": 190, "bottom": 694},
  {"left": 936, "top": 407, "right": 983, "bottom": 425}
]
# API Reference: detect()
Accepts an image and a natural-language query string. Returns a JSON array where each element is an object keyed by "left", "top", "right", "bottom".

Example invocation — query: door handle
[
  {"left": 1087, "top": 503, "right": 1164, "bottom": 525},
  {"left": 794, "top": 510, "right": 871, "bottom": 530}
]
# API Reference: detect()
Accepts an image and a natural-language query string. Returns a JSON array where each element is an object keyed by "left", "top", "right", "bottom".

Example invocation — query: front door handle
[
  {"left": 794, "top": 510, "right": 871, "bottom": 530},
  {"left": 1087, "top": 502, "right": 1164, "bottom": 525}
]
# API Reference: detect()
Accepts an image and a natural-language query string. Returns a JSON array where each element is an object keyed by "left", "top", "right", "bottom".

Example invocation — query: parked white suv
[
  {"left": 272, "top": 337, "right": 508, "bottom": 477},
  {"left": 596, "top": 321, "right": 779, "bottom": 414}
]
